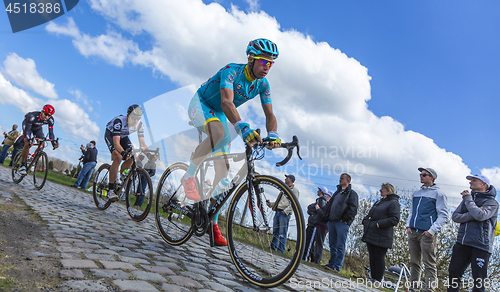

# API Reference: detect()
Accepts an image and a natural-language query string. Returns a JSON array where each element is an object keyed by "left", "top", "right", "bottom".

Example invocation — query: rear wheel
[
  {"left": 92, "top": 164, "right": 112, "bottom": 210},
  {"left": 33, "top": 152, "right": 48, "bottom": 190},
  {"left": 155, "top": 162, "right": 197, "bottom": 245},
  {"left": 125, "top": 168, "right": 153, "bottom": 221},
  {"left": 11, "top": 152, "right": 23, "bottom": 184},
  {"left": 226, "top": 175, "right": 305, "bottom": 288}
]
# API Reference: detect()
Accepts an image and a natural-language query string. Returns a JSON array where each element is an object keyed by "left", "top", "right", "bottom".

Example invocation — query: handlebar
[
  {"left": 252, "top": 130, "right": 301, "bottom": 167},
  {"left": 276, "top": 135, "right": 302, "bottom": 167},
  {"left": 125, "top": 147, "right": 160, "bottom": 160},
  {"left": 33, "top": 137, "right": 59, "bottom": 150}
]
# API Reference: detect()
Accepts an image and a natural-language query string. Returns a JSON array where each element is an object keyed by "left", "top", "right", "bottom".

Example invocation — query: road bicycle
[
  {"left": 92, "top": 148, "right": 159, "bottom": 222},
  {"left": 11, "top": 137, "right": 58, "bottom": 190},
  {"left": 155, "top": 133, "right": 304, "bottom": 287}
]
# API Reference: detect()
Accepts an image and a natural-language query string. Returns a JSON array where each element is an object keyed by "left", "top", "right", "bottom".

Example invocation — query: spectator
[
  {"left": 447, "top": 174, "right": 498, "bottom": 292},
  {"left": 0, "top": 124, "right": 19, "bottom": 164},
  {"left": 310, "top": 190, "right": 332, "bottom": 264},
  {"left": 266, "top": 174, "right": 300, "bottom": 254},
  {"left": 72, "top": 141, "right": 98, "bottom": 189},
  {"left": 134, "top": 152, "right": 158, "bottom": 207},
  {"left": 8, "top": 132, "right": 24, "bottom": 167},
  {"left": 406, "top": 167, "right": 449, "bottom": 292},
  {"left": 362, "top": 183, "right": 401, "bottom": 282},
  {"left": 304, "top": 186, "right": 329, "bottom": 262},
  {"left": 320, "top": 173, "right": 359, "bottom": 273}
]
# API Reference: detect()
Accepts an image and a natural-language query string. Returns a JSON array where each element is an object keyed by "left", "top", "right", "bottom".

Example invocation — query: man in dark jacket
[
  {"left": 321, "top": 173, "right": 359, "bottom": 272},
  {"left": 303, "top": 186, "right": 329, "bottom": 262},
  {"left": 447, "top": 174, "right": 498, "bottom": 292},
  {"left": 73, "top": 141, "right": 98, "bottom": 189}
]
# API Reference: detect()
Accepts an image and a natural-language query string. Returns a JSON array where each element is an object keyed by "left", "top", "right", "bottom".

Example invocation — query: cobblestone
[{"left": 0, "top": 167, "right": 382, "bottom": 291}]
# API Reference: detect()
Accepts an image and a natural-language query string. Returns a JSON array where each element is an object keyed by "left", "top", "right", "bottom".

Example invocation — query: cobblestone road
[{"left": 0, "top": 167, "right": 382, "bottom": 292}]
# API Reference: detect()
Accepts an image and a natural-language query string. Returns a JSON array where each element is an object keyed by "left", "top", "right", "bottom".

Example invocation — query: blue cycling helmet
[{"left": 246, "top": 38, "right": 279, "bottom": 60}]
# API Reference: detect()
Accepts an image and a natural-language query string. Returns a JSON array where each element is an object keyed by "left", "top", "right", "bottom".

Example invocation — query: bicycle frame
[
  {"left": 18, "top": 137, "right": 56, "bottom": 171},
  {"left": 114, "top": 148, "right": 159, "bottom": 194},
  {"left": 181, "top": 133, "right": 301, "bottom": 233}
]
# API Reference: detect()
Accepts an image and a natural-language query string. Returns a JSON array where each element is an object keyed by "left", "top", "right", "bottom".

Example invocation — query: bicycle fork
[{"left": 247, "top": 177, "right": 270, "bottom": 231}]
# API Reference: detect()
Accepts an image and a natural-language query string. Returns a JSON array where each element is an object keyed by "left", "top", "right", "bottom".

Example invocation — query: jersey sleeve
[
  {"left": 23, "top": 113, "right": 35, "bottom": 139},
  {"left": 219, "top": 65, "right": 236, "bottom": 90},
  {"left": 47, "top": 117, "right": 55, "bottom": 140},
  {"left": 137, "top": 121, "right": 145, "bottom": 138},
  {"left": 259, "top": 79, "right": 272, "bottom": 105}
]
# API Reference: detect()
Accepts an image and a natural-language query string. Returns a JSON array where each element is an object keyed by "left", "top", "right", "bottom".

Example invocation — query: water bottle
[
  {"left": 211, "top": 178, "right": 231, "bottom": 200},
  {"left": 117, "top": 169, "right": 128, "bottom": 186},
  {"left": 122, "top": 169, "right": 129, "bottom": 180}
]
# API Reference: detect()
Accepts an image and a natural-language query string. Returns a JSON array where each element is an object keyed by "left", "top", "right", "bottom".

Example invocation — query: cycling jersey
[
  {"left": 189, "top": 63, "right": 272, "bottom": 156},
  {"left": 22, "top": 111, "right": 55, "bottom": 140},
  {"left": 105, "top": 115, "right": 144, "bottom": 138},
  {"left": 197, "top": 63, "right": 272, "bottom": 110},
  {"left": 105, "top": 115, "right": 144, "bottom": 154}
]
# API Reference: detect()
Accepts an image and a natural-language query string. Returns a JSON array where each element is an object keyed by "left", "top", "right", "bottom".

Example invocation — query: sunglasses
[
  {"left": 42, "top": 112, "right": 51, "bottom": 118},
  {"left": 253, "top": 56, "right": 275, "bottom": 67},
  {"left": 419, "top": 173, "right": 432, "bottom": 177},
  {"left": 130, "top": 115, "right": 141, "bottom": 120}
]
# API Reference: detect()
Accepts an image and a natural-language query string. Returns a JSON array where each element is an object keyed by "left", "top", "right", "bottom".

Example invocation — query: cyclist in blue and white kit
[
  {"left": 182, "top": 39, "right": 282, "bottom": 245},
  {"left": 104, "top": 104, "right": 148, "bottom": 200}
]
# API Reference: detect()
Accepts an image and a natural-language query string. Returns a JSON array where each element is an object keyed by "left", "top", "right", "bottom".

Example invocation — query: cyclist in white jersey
[
  {"left": 104, "top": 104, "right": 148, "bottom": 200},
  {"left": 182, "top": 39, "right": 282, "bottom": 245}
]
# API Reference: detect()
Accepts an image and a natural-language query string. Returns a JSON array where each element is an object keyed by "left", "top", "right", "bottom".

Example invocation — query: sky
[{"left": 0, "top": 0, "right": 498, "bottom": 209}]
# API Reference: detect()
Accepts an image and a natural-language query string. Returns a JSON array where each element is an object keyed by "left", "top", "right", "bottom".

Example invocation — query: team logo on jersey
[
  {"left": 228, "top": 74, "right": 234, "bottom": 83},
  {"left": 236, "top": 84, "right": 242, "bottom": 90},
  {"left": 249, "top": 84, "right": 255, "bottom": 93},
  {"left": 209, "top": 110, "right": 215, "bottom": 117},
  {"left": 114, "top": 121, "right": 122, "bottom": 130}
]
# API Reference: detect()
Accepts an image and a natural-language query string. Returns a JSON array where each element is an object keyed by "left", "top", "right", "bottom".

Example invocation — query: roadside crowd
[{"left": 296, "top": 168, "right": 498, "bottom": 292}]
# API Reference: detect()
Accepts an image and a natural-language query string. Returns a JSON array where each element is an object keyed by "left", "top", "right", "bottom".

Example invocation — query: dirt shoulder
[{"left": 0, "top": 190, "right": 62, "bottom": 291}]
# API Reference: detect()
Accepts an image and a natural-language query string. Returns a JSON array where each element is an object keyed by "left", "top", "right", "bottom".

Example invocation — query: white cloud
[
  {"left": 0, "top": 56, "right": 100, "bottom": 142},
  {"left": 50, "top": 99, "right": 100, "bottom": 141},
  {"left": 245, "top": 0, "right": 260, "bottom": 12},
  {"left": 46, "top": 0, "right": 473, "bottom": 206},
  {"left": 481, "top": 167, "right": 500, "bottom": 190},
  {"left": 1, "top": 53, "right": 58, "bottom": 99},
  {"left": 0, "top": 72, "right": 42, "bottom": 112}
]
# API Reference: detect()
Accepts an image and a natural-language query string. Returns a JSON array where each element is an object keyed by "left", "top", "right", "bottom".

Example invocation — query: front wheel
[
  {"left": 33, "top": 152, "right": 48, "bottom": 190},
  {"left": 92, "top": 164, "right": 112, "bottom": 210},
  {"left": 125, "top": 168, "right": 153, "bottom": 221},
  {"left": 226, "top": 175, "right": 305, "bottom": 288},
  {"left": 155, "top": 162, "right": 196, "bottom": 245},
  {"left": 11, "top": 152, "right": 24, "bottom": 184}
]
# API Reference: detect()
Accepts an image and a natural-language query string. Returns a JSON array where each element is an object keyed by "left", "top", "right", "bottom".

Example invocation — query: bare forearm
[
  {"left": 221, "top": 100, "right": 241, "bottom": 124},
  {"left": 266, "top": 114, "right": 277, "bottom": 132}
]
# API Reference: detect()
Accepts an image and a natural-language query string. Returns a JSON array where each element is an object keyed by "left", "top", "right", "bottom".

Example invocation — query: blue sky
[{"left": 0, "top": 0, "right": 498, "bottom": 208}]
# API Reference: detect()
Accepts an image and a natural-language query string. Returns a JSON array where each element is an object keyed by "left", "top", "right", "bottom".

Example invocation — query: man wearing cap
[
  {"left": 321, "top": 173, "right": 359, "bottom": 273},
  {"left": 447, "top": 174, "right": 498, "bottom": 292},
  {"left": 406, "top": 167, "right": 449, "bottom": 292},
  {"left": 304, "top": 186, "right": 329, "bottom": 262},
  {"left": 0, "top": 124, "right": 18, "bottom": 165},
  {"left": 267, "top": 174, "right": 300, "bottom": 253}
]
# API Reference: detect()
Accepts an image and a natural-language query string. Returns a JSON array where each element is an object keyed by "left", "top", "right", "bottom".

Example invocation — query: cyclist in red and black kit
[
  {"left": 104, "top": 104, "right": 148, "bottom": 200},
  {"left": 18, "top": 104, "right": 58, "bottom": 175}
]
